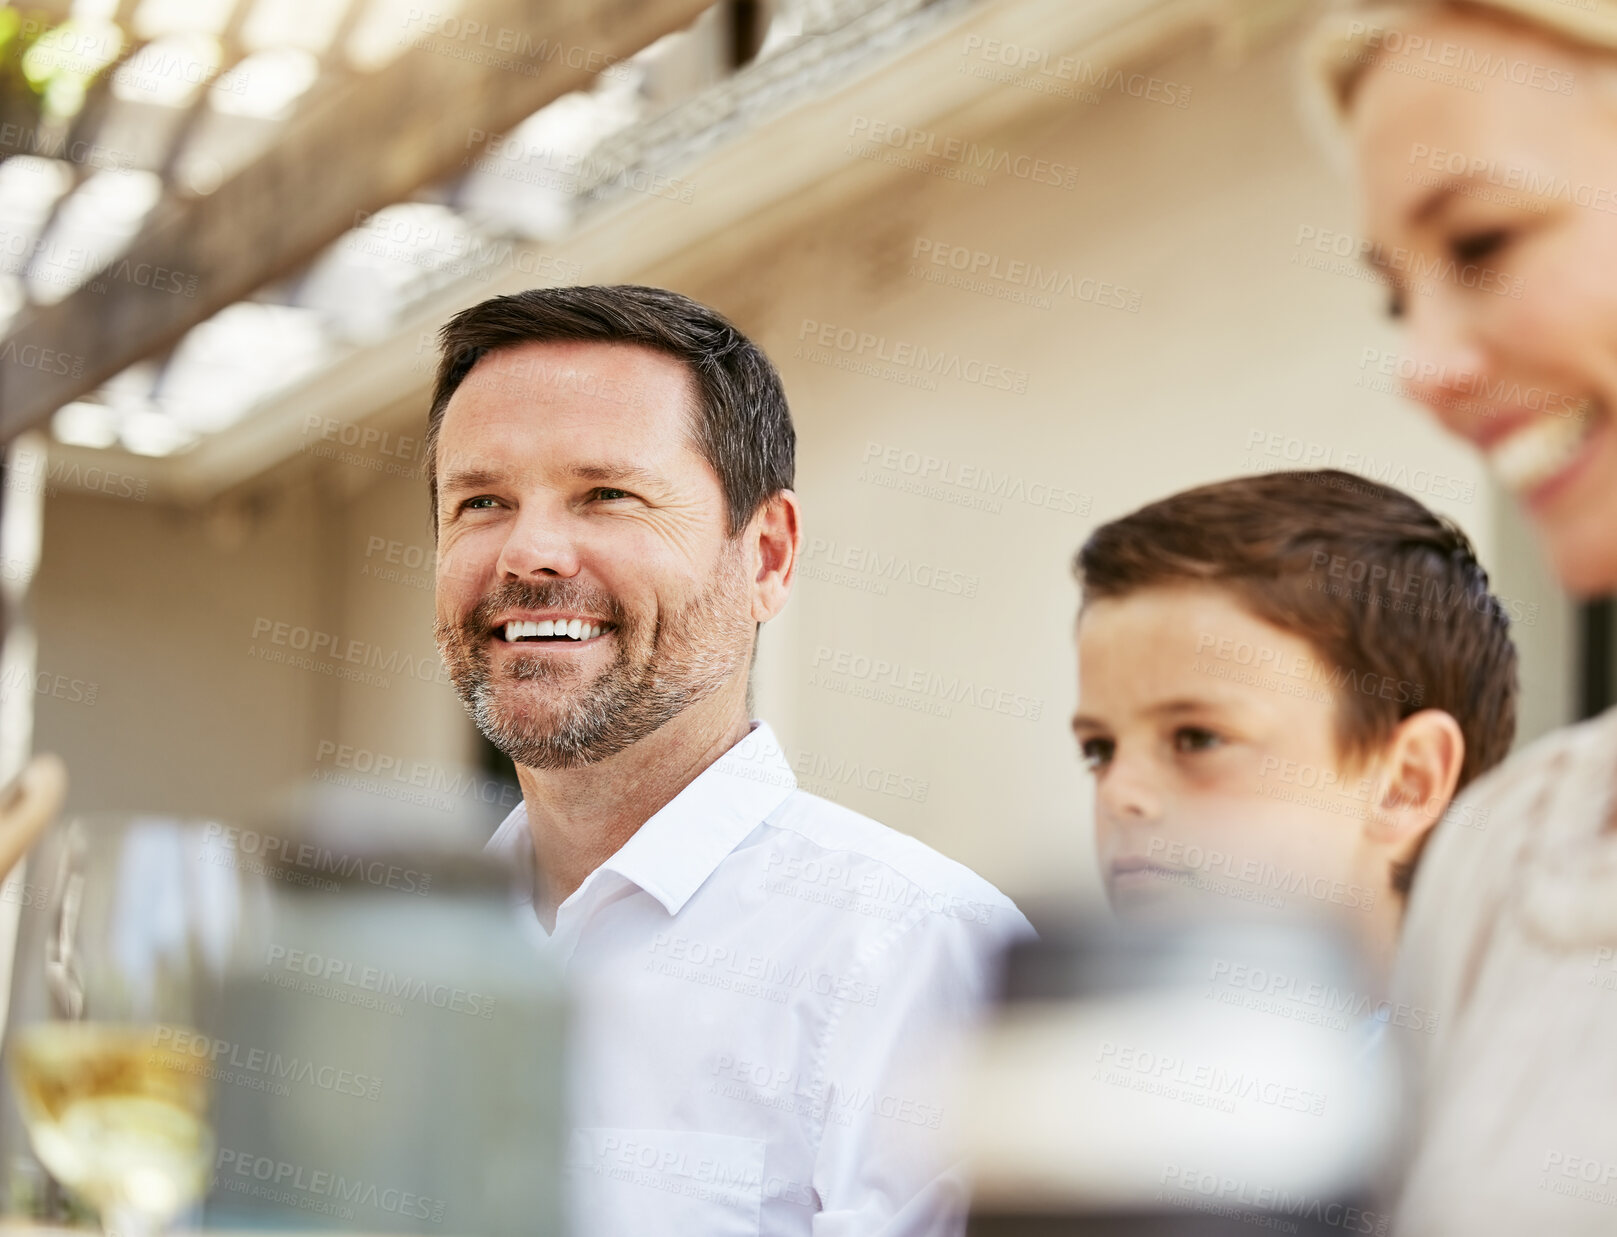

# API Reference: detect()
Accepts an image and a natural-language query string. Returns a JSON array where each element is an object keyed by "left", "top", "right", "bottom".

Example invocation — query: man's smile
[{"left": 491, "top": 611, "right": 618, "bottom": 647}]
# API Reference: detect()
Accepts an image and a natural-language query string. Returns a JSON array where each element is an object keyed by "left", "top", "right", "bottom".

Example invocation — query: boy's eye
[
  {"left": 1173, "top": 726, "right": 1223, "bottom": 754},
  {"left": 1450, "top": 228, "right": 1509, "bottom": 265},
  {"left": 1078, "top": 737, "right": 1114, "bottom": 771}
]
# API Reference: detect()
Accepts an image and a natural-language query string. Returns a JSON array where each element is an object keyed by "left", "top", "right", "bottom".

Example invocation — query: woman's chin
[{"left": 1523, "top": 436, "right": 1617, "bottom": 597}]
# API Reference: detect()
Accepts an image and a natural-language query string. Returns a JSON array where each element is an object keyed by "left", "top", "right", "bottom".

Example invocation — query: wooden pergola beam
[{"left": 0, "top": 0, "right": 714, "bottom": 441}]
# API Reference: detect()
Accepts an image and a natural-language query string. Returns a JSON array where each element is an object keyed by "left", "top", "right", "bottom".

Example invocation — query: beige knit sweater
[{"left": 1391, "top": 705, "right": 1617, "bottom": 1233}]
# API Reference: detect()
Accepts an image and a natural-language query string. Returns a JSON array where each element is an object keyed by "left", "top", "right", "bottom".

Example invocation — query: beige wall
[
  {"left": 28, "top": 459, "right": 494, "bottom": 831},
  {"left": 31, "top": 481, "right": 326, "bottom": 819},
  {"left": 28, "top": 21, "right": 1566, "bottom": 908}
]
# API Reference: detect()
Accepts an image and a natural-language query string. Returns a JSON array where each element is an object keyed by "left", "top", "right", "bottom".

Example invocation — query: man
[{"left": 428, "top": 285, "right": 1030, "bottom": 1237}]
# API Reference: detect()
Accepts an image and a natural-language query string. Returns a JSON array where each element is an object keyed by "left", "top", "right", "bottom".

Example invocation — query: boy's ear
[{"left": 1364, "top": 709, "right": 1467, "bottom": 850}]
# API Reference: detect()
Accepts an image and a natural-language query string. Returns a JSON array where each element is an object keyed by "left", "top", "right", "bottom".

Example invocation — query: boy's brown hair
[{"left": 1074, "top": 469, "right": 1518, "bottom": 893}]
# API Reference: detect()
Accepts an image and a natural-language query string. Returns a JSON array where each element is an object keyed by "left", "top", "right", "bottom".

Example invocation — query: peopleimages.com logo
[{"left": 201, "top": 823, "right": 433, "bottom": 895}]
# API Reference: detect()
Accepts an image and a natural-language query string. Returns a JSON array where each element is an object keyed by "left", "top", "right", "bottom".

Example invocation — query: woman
[{"left": 1309, "top": 2, "right": 1617, "bottom": 1233}]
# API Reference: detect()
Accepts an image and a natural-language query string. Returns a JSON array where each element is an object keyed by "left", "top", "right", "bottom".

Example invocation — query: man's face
[
  {"left": 433, "top": 340, "right": 757, "bottom": 769},
  {"left": 1073, "top": 584, "right": 1386, "bottom": 925}
]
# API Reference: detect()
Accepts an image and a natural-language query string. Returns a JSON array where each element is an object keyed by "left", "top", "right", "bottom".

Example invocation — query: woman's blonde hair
[{"left": 1308, "top": 0, "right": 1617, "bottom": 121}]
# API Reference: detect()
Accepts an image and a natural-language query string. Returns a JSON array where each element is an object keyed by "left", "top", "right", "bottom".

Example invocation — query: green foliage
[
  {"left": 0, "top": 5, "right": 127, "bottom": 148},
  {"left": 0, "top": 6, "right": 52, "bottom": 116}
]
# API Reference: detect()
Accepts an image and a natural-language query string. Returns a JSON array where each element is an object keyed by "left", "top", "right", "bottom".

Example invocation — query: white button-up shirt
[{"left": 486, "top": 721, "right": 1032, "bottom": 1237}]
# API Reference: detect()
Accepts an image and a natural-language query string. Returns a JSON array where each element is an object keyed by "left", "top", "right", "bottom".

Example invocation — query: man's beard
[{"left": 434, "top": 551, "right": 754, "bottom": 770}]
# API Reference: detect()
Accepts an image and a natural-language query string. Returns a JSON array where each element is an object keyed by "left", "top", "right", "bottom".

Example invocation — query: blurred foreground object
[
  {"left": 0, "top": 757, "right": 64, "bottom": 882},
  {"left": 199, "top": 791, "right": 566, "bottom": 1236},
  {"left": 1, "top": 794, "right": 566, "bottom": 1235},
  {"left": 965, "top": 914, "right": 1402, "bottom": 1235}
]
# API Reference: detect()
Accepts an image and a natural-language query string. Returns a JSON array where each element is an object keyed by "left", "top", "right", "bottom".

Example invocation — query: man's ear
[
  {"left": 1364, "top": 709, "right": 1467, "bottom": 854},
  {"left": 748, "top": 489, "right": 801, "bottom": 623}
]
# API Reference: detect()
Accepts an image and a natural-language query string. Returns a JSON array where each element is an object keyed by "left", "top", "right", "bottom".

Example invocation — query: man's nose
[{"left": 496, "top": 506, "right": 582, "bottom": 579}]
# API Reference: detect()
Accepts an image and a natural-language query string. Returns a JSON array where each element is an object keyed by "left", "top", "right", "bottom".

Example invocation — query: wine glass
[{"left": 3, "top": 814, "right": 260, "bottom": 1237}]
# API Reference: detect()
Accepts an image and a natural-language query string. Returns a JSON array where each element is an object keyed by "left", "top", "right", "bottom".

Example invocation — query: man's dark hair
[
  {"left": 1074, "top": 468, "right": 1519, "bottom": 895},
  {"left": 427, "top": 285, "right": 794, "bottom": 535}
]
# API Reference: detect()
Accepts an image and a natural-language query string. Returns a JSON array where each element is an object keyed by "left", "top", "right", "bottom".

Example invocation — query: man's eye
[
  {"left": 1173, "top": 726, "right": 1222, "bottom": 754},
  {"left": 1079, "top": 738, "right": 1114, "bottom": 771},
  {"left": 461, "top": 496, "right": 500, "bottom": 511},
  {"left": 1451, "top": 229, "right": 1509, "bottom": 264},
  {"left": 592, "top": 487, "right": 633, "bottom": 502}
]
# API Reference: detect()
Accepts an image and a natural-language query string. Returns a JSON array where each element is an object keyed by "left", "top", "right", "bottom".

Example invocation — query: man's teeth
[
  {"left": 503, "top": 619, "right": 607, "bottom": 641},
  {"left": 1487, "top": 404, "right": 1598, "bottom": 494}
]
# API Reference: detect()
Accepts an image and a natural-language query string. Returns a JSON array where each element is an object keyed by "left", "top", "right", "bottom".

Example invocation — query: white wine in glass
[
  {"left": 4, "top": 815, "right": 257, "bottom": 1235},
  {"left": 9, "top": 1023, "right": 213, "bottom": 1234}
]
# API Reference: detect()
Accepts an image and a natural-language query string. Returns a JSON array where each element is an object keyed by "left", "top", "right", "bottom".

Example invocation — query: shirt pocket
[{"left": 565, "top": 1127, "right": 767, "bottom": 1237}]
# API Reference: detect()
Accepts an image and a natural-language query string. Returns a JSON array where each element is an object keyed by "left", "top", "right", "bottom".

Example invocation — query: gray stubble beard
[{"left": 436, "top": 547, "right": 754, "bottom": 770}]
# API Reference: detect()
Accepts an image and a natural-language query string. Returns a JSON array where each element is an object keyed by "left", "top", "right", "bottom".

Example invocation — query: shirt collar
[{"left": 486, "top": 721, "right": 797, "bottom": 919}]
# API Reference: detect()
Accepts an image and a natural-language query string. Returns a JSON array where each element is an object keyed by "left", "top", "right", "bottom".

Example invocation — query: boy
[{"left": 1070, "top": 469, "right": 1518, "bottom": 977}]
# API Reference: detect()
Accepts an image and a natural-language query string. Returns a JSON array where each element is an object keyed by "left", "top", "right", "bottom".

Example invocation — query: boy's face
[{"left": 1074, "top": 583, "right": 1385, "bottom": 925}]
